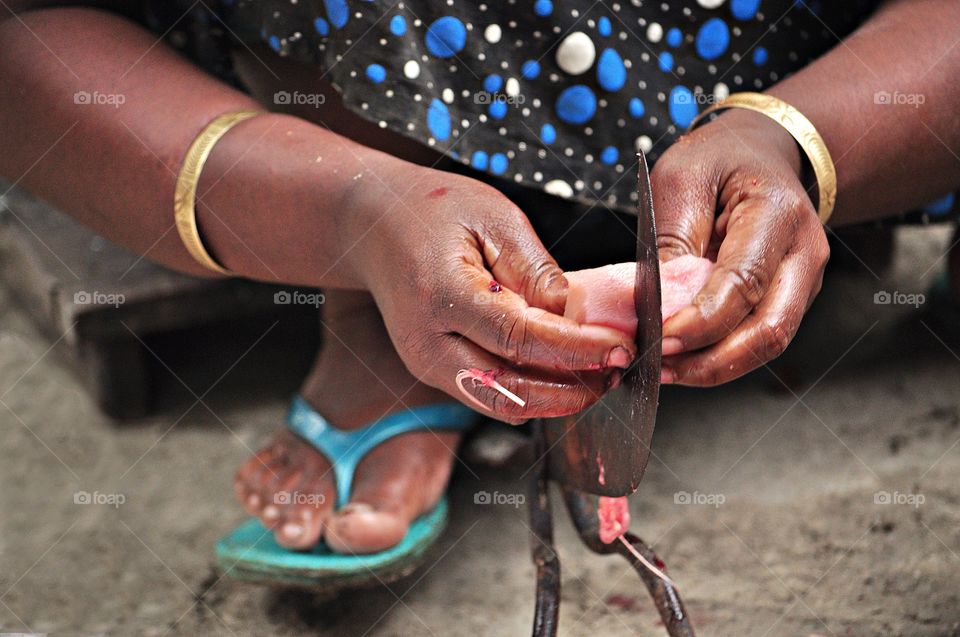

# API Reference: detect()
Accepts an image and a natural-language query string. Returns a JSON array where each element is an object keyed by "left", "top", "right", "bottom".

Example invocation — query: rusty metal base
[{"left": 528, "top": 428, "right": 696, "bottom": 637}]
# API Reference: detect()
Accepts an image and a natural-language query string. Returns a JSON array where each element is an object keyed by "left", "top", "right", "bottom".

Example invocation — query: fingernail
[
  {"left": 660, "top": 368, "right": 675, "bottom": 384},
  {"left": 661, "top": 337, "right": 684, "bottom": 356},
  {"left": 607, "top": 370, "right": 622, "bottom": 390},
  {"left": 246, "top": 494, "right": 261, "bottom": 509},
  {"left": 281, "top": 522, "right": 303, "bottom": 539},
  {"left": 606, "top": 346, "right": 632, "bottom": 368},
  {"left": 262, "top": 505, "right": 280, "bottom": 521}
]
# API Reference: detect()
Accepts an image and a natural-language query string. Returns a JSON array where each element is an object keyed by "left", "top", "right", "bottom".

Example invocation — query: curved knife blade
[{"left": 543, "top": 152, "right": 662, "bottom": 496}]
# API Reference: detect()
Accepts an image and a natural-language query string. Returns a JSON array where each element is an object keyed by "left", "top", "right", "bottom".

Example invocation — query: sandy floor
[{"left": 1, "top": 226, "right": 959, "bottom": 637}]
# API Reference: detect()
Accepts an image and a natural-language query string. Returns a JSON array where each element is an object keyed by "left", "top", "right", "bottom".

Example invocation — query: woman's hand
[
  {"left": 343, "top": 167, "right": 636, "bottom": 424},
  {"left": 652, "top": 109, "right": 831, "bottom": 386}
]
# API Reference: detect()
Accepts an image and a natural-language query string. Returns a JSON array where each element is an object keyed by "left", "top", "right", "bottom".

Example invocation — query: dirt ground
[{"left": 1, "top": 226, "right": 959, "bottom": 637}]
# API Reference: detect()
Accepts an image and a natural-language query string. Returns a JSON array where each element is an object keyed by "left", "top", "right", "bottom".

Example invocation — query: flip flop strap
[{"left": 286, "top": 396, "right": 480, "bottom": 509}]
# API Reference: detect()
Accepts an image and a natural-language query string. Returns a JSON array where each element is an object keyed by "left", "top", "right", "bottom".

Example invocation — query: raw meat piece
[
  {"left": 563, "top": 254, "right": 716, "bottom": 336},
  {"left": 597, "top": 496, "right": 631, "bottom": 544}
]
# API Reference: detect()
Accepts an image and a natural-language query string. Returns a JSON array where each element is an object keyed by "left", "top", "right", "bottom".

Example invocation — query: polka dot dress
[{"left": 148, "top": 0, "right": 953, "bottom": 221}]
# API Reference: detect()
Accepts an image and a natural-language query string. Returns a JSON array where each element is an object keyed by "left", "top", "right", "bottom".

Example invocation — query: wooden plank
[{"left": 0, "top": 183, "right": 312, "bottom": 418}]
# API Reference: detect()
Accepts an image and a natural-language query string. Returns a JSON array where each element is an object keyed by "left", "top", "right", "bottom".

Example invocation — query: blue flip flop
[{"left": 216, "top": 396, "right": 481, "bottom": 588}]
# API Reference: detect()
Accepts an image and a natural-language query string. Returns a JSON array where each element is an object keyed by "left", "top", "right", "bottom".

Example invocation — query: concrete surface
[{"left": 1, "top": 226, "right": 959, "bottom": 637}]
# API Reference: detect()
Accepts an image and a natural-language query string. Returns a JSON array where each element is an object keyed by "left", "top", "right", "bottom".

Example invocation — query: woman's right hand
[{"left": 343, "top": 167, "right": 636, "bottom": 424}]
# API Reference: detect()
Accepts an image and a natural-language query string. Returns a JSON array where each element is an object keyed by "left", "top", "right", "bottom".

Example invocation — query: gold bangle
[
  {"left": 688, "top": 92, "right": 837, "bottom": 225},
  {"left": 174, "top": 110, "right": 261, "bottom": 275}
]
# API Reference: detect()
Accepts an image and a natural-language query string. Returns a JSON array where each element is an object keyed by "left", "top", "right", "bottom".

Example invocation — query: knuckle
[
  {"left": 568, "top": 383, "right": 596, "bottom": 414},
  {"left": 396, "top": 328, "right": 437, "bottom": 380},
  {"left": 657, "top": 231, "right": 699, "bottom": 258},
  {"left": 781, "top": 193, "right": 807, "bottom": 231},
  {"left": 483, "top": 381, "right": 531, "bottom": 421},
  {"left": 676, "top": 362, "right": 724, "bottom": 387},
  {"left": 814, "top": 233, "right": 831, "bottom": 270},
  {"left": 526, "top": 260, "right": 563, "bottom": 300},
  {"left": 498, "top": 311, "right": 534, "bottom": 363},
  {"left": 756, "top": 319, "right": 794, "bottom": 361},
  {"left": 723, "top": 262, "right": 767, "bottom": 308}
]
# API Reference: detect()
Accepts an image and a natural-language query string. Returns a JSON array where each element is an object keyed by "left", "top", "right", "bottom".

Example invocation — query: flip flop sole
[{"left": 216, "top": 498, "right": 449, "bottom": 589}]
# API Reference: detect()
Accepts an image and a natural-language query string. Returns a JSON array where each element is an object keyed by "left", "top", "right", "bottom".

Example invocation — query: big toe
[
  {"left": 324, "top": 503, "right": 409, "bottom": 554},
  {"left": 324, "top": 432, "right": 458, "bottom": 555}
]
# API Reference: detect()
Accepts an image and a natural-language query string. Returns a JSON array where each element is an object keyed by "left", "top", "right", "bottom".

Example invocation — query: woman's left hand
[{"left": 651, "top": 108, "right": 831, "bottom": 386}]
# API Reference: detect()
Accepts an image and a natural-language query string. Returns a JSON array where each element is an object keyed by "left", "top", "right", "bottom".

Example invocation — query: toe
[
  {"left": 273, "top": 470, "right": 335, "bottom": 550},
  {"left": 234, "top": 445, "right": 283, "bottom": 516},
  {"left": 265, "top": 467, "right": 306, "bottom": 535},
  {"left": 324, "top": 432, "right": 458, "bottom": 555}
]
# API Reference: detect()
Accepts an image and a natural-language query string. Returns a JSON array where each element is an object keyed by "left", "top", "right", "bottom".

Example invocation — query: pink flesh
[
  {"left": 564, "top": 254, "right": 715, "bottom": 542},
  {"left": 564, "top": 254, "right": 716, "bottom": 333},
  {"left": 597, "top": 496, "right": 631, "bottom": 544}
]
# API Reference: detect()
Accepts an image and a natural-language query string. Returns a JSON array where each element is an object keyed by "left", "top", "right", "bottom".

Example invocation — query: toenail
[
  {"left": 262, "top": 505, "right": 280, "bottom": 521},
  {"left": 246, "top": 494, "right": 261, "bottom": 509},
  {"left": 282, "top": 523, "right": 303, "bottom": 539},
  {"left": 340, "top": 502, "right": 374, "bottom": 515}
]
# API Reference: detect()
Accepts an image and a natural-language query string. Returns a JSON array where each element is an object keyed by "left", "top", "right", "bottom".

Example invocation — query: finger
[
  {"left": 663, "top": 192, "right": 809, "bottom": 353},
  {"left": 476, "top": 206, "right": 568, "bottom": 314},
  {"left": 427, "top": 335, "right": 614, "bottom": 425},
  {"left": 450, "top": 265, "right": 637, "bottom": 371},
  {"left": 650, "top": 152, "right": 718, "bottom": 262},
  {"left": 662, "top": 238, "right": 827, "bottom": 387}
]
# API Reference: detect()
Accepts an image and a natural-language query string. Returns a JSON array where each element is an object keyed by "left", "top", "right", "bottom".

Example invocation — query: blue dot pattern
[
  {"left": 556, "top": 85, "right": 597, "bottom": 125},
  {"left": 696, "top": 18, "right": 730, "bottom": 61},
  {"left": 365, "top": 63, "right": 386, "bottom": 84},
  {"left": 197, "top": 0, "right": 890, "bottom": 213},
  {"left": 424, "top": 16, "right": 467, "bottom": 58},
  {"left": 521, "top": 60, "right": 541, "bottom": 80},
  {"left": 389, "top": 15, "right": 406, "bottom": 37},
  {"left": 540, "top": 123, "right": 557, "bottom": 145},
  {"left": 534, "top": 0, "right": 553, "bottom": 17},
  {"left": 597, "top": 48, "right": 627, "bottom": 92}
]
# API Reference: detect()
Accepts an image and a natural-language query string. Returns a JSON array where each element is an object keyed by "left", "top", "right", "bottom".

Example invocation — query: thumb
[
  {"left": 650, "top": 160, "right": 717, "bottom": 262},
  {"left": 480, "top": 212, "right": 568, "bottom": 315}
]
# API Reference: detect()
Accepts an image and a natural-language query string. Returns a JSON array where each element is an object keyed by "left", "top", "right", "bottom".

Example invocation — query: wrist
[
  {"left": 196, "top": 113, "right": 374, "bottom": 289},
  {"left": 337, "top": 157, "right": 440, "bottom": 294},
  {"left": 712, "top": 107, "right": 805, "bottom": 178}
]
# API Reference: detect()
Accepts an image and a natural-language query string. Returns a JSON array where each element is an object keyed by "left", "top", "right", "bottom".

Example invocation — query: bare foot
[{"left": 233, "top": 290, "right": 465, "bottom": 553}]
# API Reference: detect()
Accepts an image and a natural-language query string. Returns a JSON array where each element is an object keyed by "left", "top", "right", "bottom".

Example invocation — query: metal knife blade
[{"left": 543, "top": 152, "right": 662, "bottom": 495}]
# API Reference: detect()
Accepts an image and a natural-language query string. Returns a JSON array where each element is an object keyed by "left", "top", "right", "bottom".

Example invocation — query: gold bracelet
[
  {"left": 688, "top": 92, "right": 837, "bottom": 225},
  {"left": 174, "top": 110, "right": 261, "bottom": 275}
]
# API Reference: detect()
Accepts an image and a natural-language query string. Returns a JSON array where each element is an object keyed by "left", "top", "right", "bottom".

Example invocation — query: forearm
[
  {"left": 0, "top": 6, "right": 415, "bottom": 287},
  {"left": 763, "top": 0, "right": 960, "bottom": 225}
]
